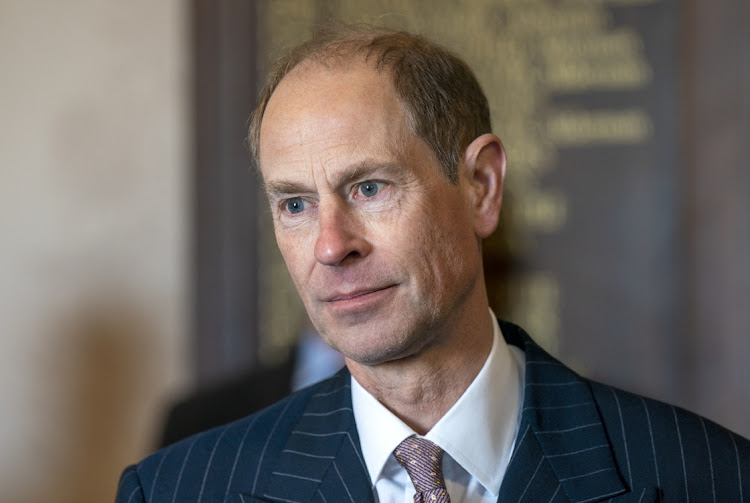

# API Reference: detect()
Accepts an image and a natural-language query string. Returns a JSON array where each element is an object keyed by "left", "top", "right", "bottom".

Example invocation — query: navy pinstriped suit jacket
[{"left": 116, "top": 320, "right": 750, "bottom": 503}]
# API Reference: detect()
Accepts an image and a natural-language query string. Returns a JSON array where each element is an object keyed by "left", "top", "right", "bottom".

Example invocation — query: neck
[{"left": 346, "top": 300, "right": 494, "bottom": 435}]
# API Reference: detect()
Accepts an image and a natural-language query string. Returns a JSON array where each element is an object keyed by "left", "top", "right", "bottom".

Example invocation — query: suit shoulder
[
  {"left": 589, "top": 379, "right": 749, "bottom": 445},
  {"left": 119, "top": 375, "right": 346, "bottom": 502},
  {"left": 116, "top": 464, "right": 145, "bottom": 503},
  {"left": 588, "top": 379, "right": 750, "bottom": 499}
]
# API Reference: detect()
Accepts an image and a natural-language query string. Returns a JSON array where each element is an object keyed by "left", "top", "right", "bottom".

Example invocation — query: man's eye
[
  {"left": 285, "top": 198, "right": 306, "bottom": 214},
  {"left": 359, "top": 182, "right": 380, "bottom": 197}
]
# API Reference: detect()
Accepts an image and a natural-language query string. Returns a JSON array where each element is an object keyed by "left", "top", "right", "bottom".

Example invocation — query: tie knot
[{"left": 393, "top": 437, "right": 451, "bottom": 502}]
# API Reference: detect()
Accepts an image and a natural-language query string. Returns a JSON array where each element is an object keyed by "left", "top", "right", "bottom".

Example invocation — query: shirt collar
[{"left": 351, "top": 309, "right": 524, "bottom": 496}]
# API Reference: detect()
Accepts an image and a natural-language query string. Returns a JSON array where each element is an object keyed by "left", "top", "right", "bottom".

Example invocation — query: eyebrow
[{"left": 263, "top": 161, "right": 400, "bottom": 198}]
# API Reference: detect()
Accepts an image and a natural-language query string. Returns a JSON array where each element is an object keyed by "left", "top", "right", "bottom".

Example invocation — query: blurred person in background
[{"left": 158, "top": 320, "right": 344, "bottom": 447}]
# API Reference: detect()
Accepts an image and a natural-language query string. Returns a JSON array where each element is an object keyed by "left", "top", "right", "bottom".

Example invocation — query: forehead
[
  {"left": 258, "top": 62, "right": 415, "bottom": 182},
  {"left": 265, "top": 59, "right": 403, "bottom": 128}
]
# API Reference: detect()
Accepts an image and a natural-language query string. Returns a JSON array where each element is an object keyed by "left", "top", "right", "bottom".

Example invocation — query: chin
[
  {"left": 328, "top": 324, "right": 433, "bottom": 367},
  {"left": 343, "top": 346, "right": 404, "bottom": 366}
]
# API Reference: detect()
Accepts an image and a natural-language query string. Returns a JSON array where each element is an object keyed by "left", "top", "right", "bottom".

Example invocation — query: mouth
[
  {"left": 322, "top": 285, "right": 398, "bottom": 312},
  {"left": 325, "top": 285, "right": 396, "bottom": 302}
]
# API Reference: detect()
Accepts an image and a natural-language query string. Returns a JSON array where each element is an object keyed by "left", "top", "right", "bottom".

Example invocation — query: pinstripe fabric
[
  {"left": 116, "top": 320, "right": 750, "bottom": 503},
  {"left": 116, "top": 370, "right": 373, "bottom": 503},
  {"left": 499, "top": 321, "right": 750, "bottom": 503}
]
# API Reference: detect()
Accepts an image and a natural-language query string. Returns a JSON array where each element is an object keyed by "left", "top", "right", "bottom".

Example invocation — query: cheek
[
  {"left": 413, "top": 201, "right": 478, "bottom": 285},
  {"left": 376, "top": 207, "right": 472, "bottom": 283},
  {"left": 275, "top": 230, "right": 315, "bottom": 284},
  {"left": 431, "top": 225, "right": 476, "bottom": 284}
]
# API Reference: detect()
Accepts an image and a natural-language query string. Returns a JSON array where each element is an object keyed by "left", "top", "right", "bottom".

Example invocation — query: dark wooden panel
[{"left": 192, "top": 0, "right": 261, "bottom": 385}]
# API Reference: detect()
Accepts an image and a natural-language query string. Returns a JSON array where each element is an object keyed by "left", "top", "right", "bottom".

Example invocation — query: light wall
[{"left": 0, "top": 1, "right": 189, "bottom": 502}]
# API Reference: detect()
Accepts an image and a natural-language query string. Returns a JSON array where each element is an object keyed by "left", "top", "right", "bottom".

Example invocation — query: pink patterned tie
[{"left": 393, "top": 437, "right": 452, "bottom": 503}]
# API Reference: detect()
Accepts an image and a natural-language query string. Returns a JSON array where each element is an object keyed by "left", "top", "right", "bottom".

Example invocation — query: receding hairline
[
  {"left": 268, "top": 51, "right": 395, "bottom": 100},
  {"left": 259, "top": 60, "right": 431, "bottom": 186},
  {"left": 249, "top": 25, "right": 492, "bottom": 184},
  {"left": 258, "top": 52, "right": 416, "bottom": 155},
  {"left": 251, "top": 29, "right": 411, "bottom": 159}
]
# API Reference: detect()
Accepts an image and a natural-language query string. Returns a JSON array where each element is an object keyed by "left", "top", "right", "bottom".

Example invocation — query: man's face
[{"left": 259, "top": 62, "right": 485, "bottom": 366}]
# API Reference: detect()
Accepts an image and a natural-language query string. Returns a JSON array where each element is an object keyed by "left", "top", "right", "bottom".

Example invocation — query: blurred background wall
[
  {"left": 0, "top": 1, "right": 748, "bottom": 502},
  {"left": 0, "top": 1, "right": 188, "bottom": 502}
]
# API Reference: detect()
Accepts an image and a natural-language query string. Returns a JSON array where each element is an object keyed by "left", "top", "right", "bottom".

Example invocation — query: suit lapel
[
  {"left": 227, "top": 321, "right": 657, "bottom": 503},
  {"left": 252, "top": 369, "right": 373, "bottom": 503},
  {"left": 500, "top": 321, "right": 652, "bottom": 503},
  {"left": 498, "top": 423, "right": 573, "bottom": 502}
]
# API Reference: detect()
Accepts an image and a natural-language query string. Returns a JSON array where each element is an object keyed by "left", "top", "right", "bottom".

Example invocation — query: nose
[{"left": 314, "top": 198, "right": 370, "bottom": 266}]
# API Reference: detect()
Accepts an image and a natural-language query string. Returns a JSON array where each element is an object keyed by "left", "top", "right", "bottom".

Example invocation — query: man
[{"left": 117, "top": 26, "right": 749, "bottom": 503}]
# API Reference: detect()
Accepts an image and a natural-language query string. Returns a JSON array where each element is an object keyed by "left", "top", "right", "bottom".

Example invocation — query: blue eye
[
  {"left": 359, "top": 182, "right": 379, "bottom": 197},
  {"left": 285, "top": 198, "right": 306, "bottom": 214}
]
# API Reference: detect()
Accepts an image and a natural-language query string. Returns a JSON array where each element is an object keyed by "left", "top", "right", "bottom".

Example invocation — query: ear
[{"left": 462, "top": 134, "right": 507, "bottom": 239}]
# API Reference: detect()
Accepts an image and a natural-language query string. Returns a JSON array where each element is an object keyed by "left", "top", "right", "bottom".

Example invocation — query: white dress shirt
[{"left": 351, "top": 310, "right": 526, "bottom": 503}]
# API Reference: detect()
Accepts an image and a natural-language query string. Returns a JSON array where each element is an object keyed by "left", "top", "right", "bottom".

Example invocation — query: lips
[{"left": 324, "top": 285, "right": 396, "bottom": 303}]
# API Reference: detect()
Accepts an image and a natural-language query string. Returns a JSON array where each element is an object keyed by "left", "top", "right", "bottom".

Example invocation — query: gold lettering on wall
[
  {"left": 548, "top": 108, "right": 653, "bottom": 145},
  {"left": 511, "top": 272, "right": 561, "bottom": 354},
  {"left": 518, "top": 191, "right": 568, "bottom": 232}
]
